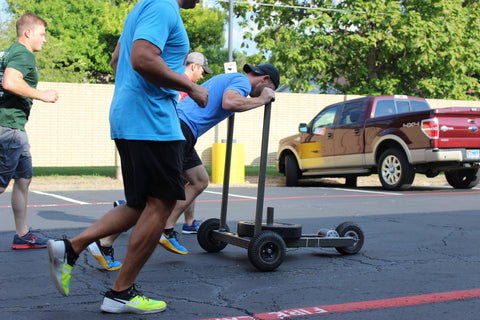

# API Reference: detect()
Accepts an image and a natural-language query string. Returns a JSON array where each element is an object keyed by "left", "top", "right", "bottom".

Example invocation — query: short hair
[{"left": 16, "top": 13, "right": 47, "bottom": 38}]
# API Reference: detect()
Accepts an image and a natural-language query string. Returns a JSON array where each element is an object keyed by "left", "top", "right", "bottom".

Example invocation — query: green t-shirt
[{"left": 0, "top": 42, "right": 38, "bottom": 131}]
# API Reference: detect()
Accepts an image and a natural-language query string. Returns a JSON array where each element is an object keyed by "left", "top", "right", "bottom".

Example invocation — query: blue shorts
[{"left": 0, "top": 126, "right": 32, "bottom": 188}]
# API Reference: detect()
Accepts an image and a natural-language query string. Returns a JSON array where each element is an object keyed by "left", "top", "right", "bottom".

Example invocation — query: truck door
[
  {"left": 298, "top": 104, "right": 340, "bottom": 169},
  {"left": 333, "top": 101, "right": 366, "bottom": 166}
]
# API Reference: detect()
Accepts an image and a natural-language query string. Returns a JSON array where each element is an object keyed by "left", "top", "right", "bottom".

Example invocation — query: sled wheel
[
  {"left": 248, "top": 231, "right": 286, "bottom": 271},
  {"left": 197, "top": 218, "right": 229, "bottom": 253},
  {"left": 335, "top": 222, "right": 364, "bottom": 255}
]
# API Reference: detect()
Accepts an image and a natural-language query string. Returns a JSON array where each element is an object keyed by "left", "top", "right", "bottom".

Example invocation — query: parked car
[{"left": 276, "top": 95, "right": 480, "bottom": 190}]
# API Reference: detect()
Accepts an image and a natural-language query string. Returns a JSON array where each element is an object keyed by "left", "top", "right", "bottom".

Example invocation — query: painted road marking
[
  {"left": 31, "top": 191, "right": 89, "bottom": 204},
  {"left": 199, "top": 288, "right": 480, "bottom": 320},
  {"left": 1, "top": 190, "right": 479, "bottom": 209},
  {"left": 205, "top": 190, "right": 257, "bottom": 199}
]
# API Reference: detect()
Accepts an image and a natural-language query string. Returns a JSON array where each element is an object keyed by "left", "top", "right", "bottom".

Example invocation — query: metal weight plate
[{"left": 237, "top": 221, "right": 302, "bottom": 240}]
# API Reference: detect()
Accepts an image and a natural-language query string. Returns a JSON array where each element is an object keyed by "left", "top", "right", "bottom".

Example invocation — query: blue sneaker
[
  {"left": 12, "top": 231, "right": 48, "bottom": 249},
  {"left": 182, "top": 220, "right": 201, "bottom": 234},
  {"left": 159, "top": 231, "right": 188, "bottom": 254},
  {"left": 87, "top": 240, "right": 122, "bottom": 271},
  {"left": 113, "top": 200, "right": 125, "bottom": 207}
]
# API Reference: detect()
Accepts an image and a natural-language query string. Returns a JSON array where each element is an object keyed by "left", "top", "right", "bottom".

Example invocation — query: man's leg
[
  {"left": 112, "top": 196, "right": 174, "bottom": 290},
  {"left": 11, "top": 177, "right": 31, "bottom": 237},
  {"left": 48, "top": 203, "right": 142, "bottom": 296},
  {"left": 159, "top": 165, "right": 208, "bottom": 254},
  {"left": 184, "top": 201, "right": 195, "bottom": 226},
  {"left": 99, "top": 196, "right": 174, "bottom": 314},
  {"left": 86, "top": 201, "right": 124, "bottom": 271},
  {"left": 165, "top": 165, "right": 208, "bottom": 229}
]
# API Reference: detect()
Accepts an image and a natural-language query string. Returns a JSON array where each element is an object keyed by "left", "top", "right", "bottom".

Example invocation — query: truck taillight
[{"left": 421, "top": 118, "right": 439, "bottom": 139}]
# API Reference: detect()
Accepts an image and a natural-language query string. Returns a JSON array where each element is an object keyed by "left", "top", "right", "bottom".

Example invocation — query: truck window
[
  {"left": 410, "top": 100, "right": 430, "bottom": 111},
  {"left": 312, "top": 106, "right": 339, "bottom": 134},
  {"left": 396, "top": 101, "right": 410, "bottom": 114},
  {"left": 373, "top": 100, "right": 395, "bottom": 117},
  {"left": 339, "top": 101, "right": 363, "bottom": 125}
]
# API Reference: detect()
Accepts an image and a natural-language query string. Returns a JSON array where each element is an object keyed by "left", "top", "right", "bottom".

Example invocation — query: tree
[
  {"left": 1, "top": 0, "right": 227, "bottom": 83},
  {"left": 232, "top": 0, "right": 480, "bottom": 100}
]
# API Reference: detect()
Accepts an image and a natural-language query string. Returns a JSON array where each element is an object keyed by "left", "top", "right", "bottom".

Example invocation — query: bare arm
[
  {"left": 130, "top": 39, "right": 208, "bottom": 107},
  {"left": 110, "top": 43, "right": 120, "bottom": 75},
  {"left": 222, "top": 88, "right": 275, "bottom": 112},
  {"left": 2, "top": 68, "right": 58, "bottom": 103}
]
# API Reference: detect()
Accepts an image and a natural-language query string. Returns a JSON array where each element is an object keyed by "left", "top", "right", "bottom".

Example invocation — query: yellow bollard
[{"left": 212, "top": 142, "right": 245, "bottom": 183}]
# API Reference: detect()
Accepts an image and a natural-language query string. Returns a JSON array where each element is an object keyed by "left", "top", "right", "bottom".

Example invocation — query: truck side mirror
[{"left": 299, "top": 123, "right": 310, "bottom": 133}]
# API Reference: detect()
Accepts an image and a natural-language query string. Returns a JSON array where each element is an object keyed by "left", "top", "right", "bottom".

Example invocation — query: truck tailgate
[{"left": 434, "top": 108, "right": 480, "bottom": 148}]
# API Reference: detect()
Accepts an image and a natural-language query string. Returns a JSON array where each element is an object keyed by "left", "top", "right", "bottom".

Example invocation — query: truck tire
[
  {"left": 378, "top": 148, "right": 414, "bottom": 190},
  {"left": 445, "top": 168, "right": 480, "bottom": 189},
  {"left": 285, "top": 154, "right": 300, "bottom": 186}
]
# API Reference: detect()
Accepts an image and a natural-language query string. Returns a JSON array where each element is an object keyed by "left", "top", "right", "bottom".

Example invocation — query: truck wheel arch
[
  {"left": 374, "top": 136, "right": 412, "bottom": 166},
  {"left": 279, "top": 148, "right": 302, "bottom": 173}
]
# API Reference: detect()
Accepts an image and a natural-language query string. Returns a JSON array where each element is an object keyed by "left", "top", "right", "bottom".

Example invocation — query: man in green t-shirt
[{"left": 0, "top": 13, "right": 58, "bottom": 249}]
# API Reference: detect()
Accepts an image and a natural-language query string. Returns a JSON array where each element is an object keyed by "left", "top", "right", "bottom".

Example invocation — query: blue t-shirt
[
  {"left": 109, "top": 0, "right": 189, "bottom": 141},
  {"left": 177, "top": 73, "right": 251, "bottom": 139}
]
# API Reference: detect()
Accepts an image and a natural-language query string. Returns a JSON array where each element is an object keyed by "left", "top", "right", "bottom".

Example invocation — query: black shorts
[
  {"left": 115, "top": 139, "right": 185, "bottom": 208},
  {"left": 181, "top": 120, "right": 202, "bottom": 171}
]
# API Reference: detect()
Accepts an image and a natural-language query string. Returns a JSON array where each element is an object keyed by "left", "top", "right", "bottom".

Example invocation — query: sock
[
  {"left": 63, "top": 239, "right": 79, "bottom": 266},
  {"left": 163, "top": 228, "right": 174, "bottom": 236},
  {"left": 110, "top": 285, "right": 133, "bottom": 299}
]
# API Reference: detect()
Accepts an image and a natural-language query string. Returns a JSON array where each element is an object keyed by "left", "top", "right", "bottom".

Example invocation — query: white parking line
[
  {"left": 31, "top": 191, "right": 90, "bottom": 204},
  {"left": 204, "top": 190, "right": 257, "bottom": 199},
  {"left": 331, "top": 187, "right": 401, "bottom": 195}
]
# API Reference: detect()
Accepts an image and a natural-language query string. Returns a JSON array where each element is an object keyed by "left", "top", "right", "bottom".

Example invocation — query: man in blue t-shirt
[
  {"left": 46, "top": 0, "right": 208, "bottom": 314},
  {"left": 159, "top": 63, "right": 279, "bottom": 254}
]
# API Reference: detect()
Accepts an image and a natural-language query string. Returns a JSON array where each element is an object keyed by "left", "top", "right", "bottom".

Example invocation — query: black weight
[{"left": 237, "top": 221, "right": 302, "bottom": 240}]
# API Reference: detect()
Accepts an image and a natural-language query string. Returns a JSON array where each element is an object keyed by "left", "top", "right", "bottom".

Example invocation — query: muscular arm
[
  {"left": 130, "top": 39, "right": 208, "bottom": 107},
  {"left": 222, "top": 88, "right": 275, "bottom": 112},
  {"left": 2, "top": 68, "right": 58, "bottom": 103}
]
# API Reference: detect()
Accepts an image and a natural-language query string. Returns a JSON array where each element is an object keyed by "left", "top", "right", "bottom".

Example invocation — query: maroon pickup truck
[{"left": 276, "top": 95, "right": 480, "bottom": 190}]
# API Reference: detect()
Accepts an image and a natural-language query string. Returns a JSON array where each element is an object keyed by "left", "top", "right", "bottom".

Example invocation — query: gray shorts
[{"left": 0, "top": 126, "right": 32, "bottom": 188}]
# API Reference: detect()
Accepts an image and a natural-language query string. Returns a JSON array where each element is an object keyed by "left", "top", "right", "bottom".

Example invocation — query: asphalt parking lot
[{"left": 1, "top": 182, "right": 479, "bottom": 319}]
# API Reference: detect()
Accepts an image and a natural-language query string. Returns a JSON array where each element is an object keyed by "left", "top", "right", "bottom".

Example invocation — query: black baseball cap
[{"left": 243, "top": 63, "right": 280, "bottom": 89}]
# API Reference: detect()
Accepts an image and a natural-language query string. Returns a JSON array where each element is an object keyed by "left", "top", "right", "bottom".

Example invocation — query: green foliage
[
  {"left": 2, "top": 0, "right": 227, "bottom": 83},
  {"left": 232, "top": 0, "right": 480, "bottom": 100}
]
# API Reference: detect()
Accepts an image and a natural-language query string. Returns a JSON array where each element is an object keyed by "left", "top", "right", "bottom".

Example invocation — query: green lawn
[{"left": 33, "top": 165, "right": 283, "bottom": 178}]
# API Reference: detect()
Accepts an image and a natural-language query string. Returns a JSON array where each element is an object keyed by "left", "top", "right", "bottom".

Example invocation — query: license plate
[{"left": 466, "top": 149, "right": 480, "bottom": 159}]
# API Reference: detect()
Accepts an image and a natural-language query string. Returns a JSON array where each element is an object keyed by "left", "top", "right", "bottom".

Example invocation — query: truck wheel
[
  {"left": 378, "top": 148, "right": 414, "bottom": 190},
  {"left": 345, "top": 176, "right": 357, "bottom": 187},
  {"left": 285, "top": 154, "right": 300, "bottom": 186},
  {"left": 445, "top": 168, "right": 480, "bottom": 189}
]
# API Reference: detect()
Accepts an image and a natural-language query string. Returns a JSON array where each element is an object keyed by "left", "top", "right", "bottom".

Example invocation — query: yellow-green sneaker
[
  {"left": 47, "top": 239, "right": 74, "bottom": 296},
  {"left": 100, "top": 284, "right": 167, "bottom": 314}
]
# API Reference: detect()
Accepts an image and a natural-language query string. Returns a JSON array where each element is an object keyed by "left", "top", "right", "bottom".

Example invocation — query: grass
[{"left": 33, "top": 165, "right": 283, "bottom": 178}]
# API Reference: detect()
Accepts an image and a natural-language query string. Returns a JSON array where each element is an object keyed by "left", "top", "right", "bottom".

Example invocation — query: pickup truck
[{"left": 276, "top": 95, "right": 480, "bottom": 190}]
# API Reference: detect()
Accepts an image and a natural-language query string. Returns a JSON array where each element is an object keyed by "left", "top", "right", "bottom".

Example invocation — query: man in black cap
[{"left": 159, "top": 63, "right": 279, "bottom": 253}]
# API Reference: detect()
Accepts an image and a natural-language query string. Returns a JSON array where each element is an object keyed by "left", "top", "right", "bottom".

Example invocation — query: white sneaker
[{"left": 47, "top": 239, "right": 73, "bottom": 296}]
